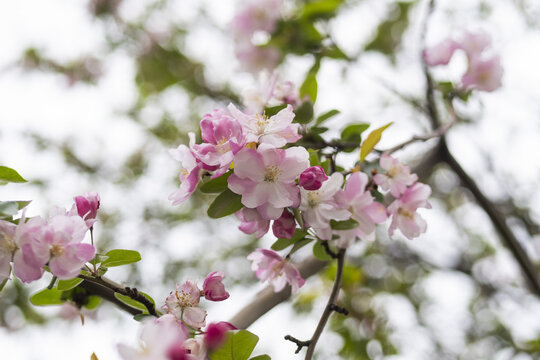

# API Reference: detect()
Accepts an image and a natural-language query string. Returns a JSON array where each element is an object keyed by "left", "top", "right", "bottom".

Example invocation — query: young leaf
[
  {"left": 294, "top": 101, "right": 314, "bottom": 124},
  {"left": 271, "top": 229, "right": 307, "bottom": 251},
  {"left": 264, "top": 104, "right": 287, "bottom": 117},
  {"left": 313, "top": 241, "right": 334, "bottom": 261},
  {"left": 0, "top": 166, "right": 27, "bottom": 185},
  {"left": 210, "top": 330, "right": 259, "bottom": 360},
  {"left": 200, "top": 172, "right": 232, "bottom": 194},
  {"left": 290, "top": 237, "right": 314, "bottom": 254},
  {"left": 84, "top": 295, "right": 102, "bottom": 310},
  {"left": 101, "top": 249, "right": 141, "bottom": 267},
  {"left": 30, "top": 288, "right": 66, "bottom": 306},
  {"left": 250, "top": 356, "right": 271, "bottom": 360},
  {"left": 308, "top": 149, "right": 321, "bottom": 167},
  {"left": 315, "top": 109, "right": 340, "bottom": 126},
  {"left": 360, "top": 122, "right": 393, "bottom": 162},
  {"left": 207, "top": 189, "right": 243, "bottom": 219},
  {"left": 330, "top": 218, "right": 359, "bottom": 230},
  {"left": 340, "top": 123, "right": 370, "bottom": 152},
  {"left": 57, "top": 278, "right": 84, "bottom": 291},
  {"left": 114, "top": 293, "right": 148, "bottom": 313}
]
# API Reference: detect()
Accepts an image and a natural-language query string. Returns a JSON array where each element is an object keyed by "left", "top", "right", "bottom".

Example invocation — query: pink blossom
[
  {"left": 299, "top": 166, "right": 328, "bottom": 191},
  {"left": 204, "top": 322, "right": 237, "bottom": 351},
  {"left": 459, "top": 31, "right": 491, "bottom": 59},
  {"left": 11, "top": 217, "right": 48, "bottom": 283},
  {"left": 335, "top": 172, "right": 388, "bottom": 243},
  {"left": 374, "top": 154, "right": 418, "bottom": 197},
  {"left": 242, "top": 72, "right": 300, "bottom": 113},
  {"left": 423, "top": 38, "right": 460, "bottom": 66},
  {"left": 202, "top": 271, "right": 230, "bottom": 302},
  {"left": 228, "top": 144, "right": 309, "bottom": 219},
  {"left": 118, "top": 314, "right": 189, "bottom": 360},
  {"left": 73, "top": 192, "right": 100, "bottom": 227},
  {"left": 461, "top": 56, "right": 503, "bottom": 92},
  {"left": 388, "top": 182, "right": 432, "bottom": 239},
  {"left": 299, "top": 173, "right": 351, "bottom": 240},
  {"left": 235, "top": 208, "right": 270, "bottom": 238},
  {"left": 231, "top": 0, "right": 283, "bottom": 38},
  {"left": 272, "top": 209, "right": 296, "bottom": 239},
  {"left": 228, "top": 104, "right": 301, "bottom": 147},
  {"left": 247, "top": 248, "right": 305, "bottom": 293},
  {"left": 163, "top": 281, "right": 207, "bottom": 329},
  {"left": 169, "top": 134, "right": 203, "bottom": 206},
  {"left": 235, "top": 45, "right": 281, "bottom": 74},
  {"left": 192, "top": 109, "right": 244, "bottom": 178}
]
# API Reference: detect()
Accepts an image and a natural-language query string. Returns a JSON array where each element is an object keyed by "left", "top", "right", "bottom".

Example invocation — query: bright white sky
[{"left": 0, "top": 0, "right": 540, "bottom": 359}]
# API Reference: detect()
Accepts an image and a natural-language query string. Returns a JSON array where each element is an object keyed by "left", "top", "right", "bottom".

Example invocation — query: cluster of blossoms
[
  {"left": 119, "top": 272, "right": 234, "bottom": 360},
  {"left": 231, "top": 0, "right": 283, "bottom": 72},
  {"left": 0, "top": 193, "right": 99, "bottom": 284},
  {"left": 169, "top": 92, "right": 431, "bottom": 294},
  {"left": 423, "top": 30, "right": 503, "bottom": 92}
]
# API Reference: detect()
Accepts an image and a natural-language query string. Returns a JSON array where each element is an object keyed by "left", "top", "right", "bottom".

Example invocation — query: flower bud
[
  {"left": 204, "top": 322, "right": 237, "bottom": 350},
  {"left": 203, "top": 271, "right": 230, "bottom": 302},
  {"left": 299, "top": 166, "right": 328, "bottom": 190},
  {"left": 74, "top": 192, "right": 100, "bottom": 221},
  {"left": 272, "top": 210, "right": 296, "bottom": 239}
]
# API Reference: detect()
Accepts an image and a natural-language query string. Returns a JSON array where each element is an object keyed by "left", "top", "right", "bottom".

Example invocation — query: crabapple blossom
[
  {"left": 202, "top": 271, "right": 230, "bottom": 302},
  {"left": 163, "top": 280, "right": 207, "bottom": 329},
  {"left": 461, "top": 56, "right": 503, "bottom": 92},
  {"left": 374, "top": 154, "right": 418, "bottom": 197},
  {"left": 335, "top": 172, "right": 388, "bottom": 242},
  {"left": 117, "top": 314, "right": 188, "bottom": 360},
  {"left": 10, "top": 216, "right": 49, "bottom": 283},
  {"left": 299, "top": 173, "right": 351, "bottom": 240},
  {"left": 234, "top": 45, "right": 281, "bottom": 74},
  {"left": 231, "top": 0, "right": 282, "bottom": 38},
  {"left": 272, "top": 209, "right": 296, "bottom": 239},
  {"left": 423, "top": 38, "right": 460, "bottom": 66},
  {"left": 227, "top": 104, "right": 301, "bottom": 147},
  {"left": 73, "top": 192, "right": 100, "bottom": 227},
  {"left": 388, "top": 182, "right": 432, "bottom": 239},
  {"left": 299, "top": 166, "right": 328, "bottom": 191},
  {"left": 242, "top": 72, "right": 300, "bottom": 113},
  {"left": 235, "top": 208, "right": 270, "bottom": 238},
  {"left": 0, "top": 220, "right": 18, "bottom": 282},
  {"left": 228, "top": 144, "right": 309, "bottom": 220},
  {"left": 204, "top": 322, "right": 237, "bottom": 351},
  {"left": 247, "top": 248, "right": 305, "bottom": 293},
  {"left": 192, "top": 109, "right": 244, "bottom": 178},
  {"left": 169, "top": 133, "right": 204, "bottom": 206}
]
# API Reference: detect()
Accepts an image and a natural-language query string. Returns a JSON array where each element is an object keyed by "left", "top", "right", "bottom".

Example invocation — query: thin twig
[{"left": 304, "top": 248, "right": 346, "bottom": 359}]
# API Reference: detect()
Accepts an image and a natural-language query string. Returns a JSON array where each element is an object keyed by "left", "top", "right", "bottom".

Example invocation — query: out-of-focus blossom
[
  {"left": 204, "top": 322, "right": 237, "bottom": 351},
  {"left": 461, "top": 56, "right": 503, "bottom": 92},
  {"left": 169, "top": 134, "right": 204, "bottom": 206},
  {"left": 181, "top": 338, "right": 207, "bottom": 360},
  {"left": 0, "top": 220, "right": 18, "bottom": 282},
  {"left": 374, "top": 154, "right": 418, "bottom": 197},
  {"left": 247, "top": 248, "right": 305, "bottom": 293},
  {"left": 459, "top": 31, "right": 491, "bottom": 59},
  {"left": 228, "top": 104, "right": 301, "bottom": 147},
  {"left": 299, "top": 166, "right": 328, "bottom": 191},
  {"left": 388, "top": 182, "right": 432, "bottom": 239},
  {"left": 73, "top": 192, "right": 100, "bottom": 227},
  {"left": 203, "top": 271, "right": 230, "bottom": 302},
  {"left": 118, "top": 314, "right": 188, "bottom": 360},
  {"left": 163, "top": 281, "right": 207, "bottom": 329},
  {"left": 242, "top": 73, "right": 300, "bottom": 113},
  {"left": 193, "top": 110, "right": 244, "bottom": 178},
  {"left": 423, "top": 38, "right": 460, "bottom": 66},
  {"left": 271, "top": 209, "right": 296, "bottom": 239},
  {"left": 235, "top": 45, "right": 281, "bottom": 74},
  {"left": 335, "top": 172, "right": 388, "bottom": 243},
  {"left": 231, "top": 0, "right": 283, "bottom": 38},
  {"left": 235, "top": 208, "right": 270, "bottom": 238},
  {"left": 228, "top": 144, "right": 309, "bottom": 220},
  {"left": 299, "top": 173, "right": 350, "bottom": 240}
]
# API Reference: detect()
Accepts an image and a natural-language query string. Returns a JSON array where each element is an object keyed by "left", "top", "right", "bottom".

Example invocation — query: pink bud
[
  {"left": 167, "top": 344, "right": 189, "bottom": 360},
  {"left": 203, "top": 271, "right": 230, "bottom": 302},
  {"left": 204, "top": 322, "right": 237, "bottom": 350},
  {"left": 299, "top": 166, "right": 328, "bottom": 190},
  {"left": 74, "top": 192, "right": 100, "bottom": 221},
  {"left": 272, "top": 210, "right": 296, "bottom": 239}
]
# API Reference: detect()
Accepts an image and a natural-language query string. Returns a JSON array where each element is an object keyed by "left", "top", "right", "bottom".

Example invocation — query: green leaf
[
  {"left": 200, "top": 172, "right": 232, "bottom": 194},
  {"left": 133, "top": 313, "right": 155, "bottom": 322},
  {"left": 330, "top": 218, "right": 359, "bottom": 230},
  {"left": 264, "top": 104, "right": 287, "bottom": 117},
  {"left": 315, "top": 109, "right": 340, "bottom": 126},
  {"left": 365, "top": 2, "right": 412, "bottom": 58},
  {"left": 101, "top": 249, "right": 141, "bottom": 268},
  {"left": 0, "top": 166, "right": 27, "bottom": 185},
  {"left": 291, "top": 237, "right": 314, "bottom": 254},
  {"left": 57, "top": 278, "right": 83, "bottom": 291},
  {"left": 271, "top": 229, "right": 307, "bottom": 251},
  {"left": 114, "top": 293, "right": 149, "bottom": 313},
  {"left": 30, "top": 288, "right": 66, "bottom": 306},
  {"left": 360, "top": 122, "right": 393, "bottom": 162},
  {"left": 210, "top": 330, "right": 259, "bottom": 360},
  {"left": 207, "top": 189, "right": 243, "bottom": 219},
  {"left": 301, "top": 0, "right": 344, "bottom": 20},
  {"left": 84, "top": 295, "right": 102, "bottom": 310},
  {"left": 300, "top": 61, "right": 320, "bottom": 104},
  {"left": 294, "top": 101, "right": 314, "bottom": 124},
  {"left": 250, "top": 356, "right": 271, "bottom": 360},
  {"left": 313, "top": 241, "right": 334, "bottom": 261},
  {"left": 0, "top": 276, "right": 8, "bottom": 292},
  {"left": 308, "top": 149, "right": 321, "bottom": 167},
  {"left": 340, "top": 123, "right": 370, "bottom": 152},
  {"left": 0, "top": 201, "right": 31, "bottom": 220}
]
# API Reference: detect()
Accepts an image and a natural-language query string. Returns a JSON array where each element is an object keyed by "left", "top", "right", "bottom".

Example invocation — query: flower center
[
  {"left": 0, "top": 234, "right": 17, "bottom": 255},
  {"left": 307, "top": 191, "right": 320, "bottom": 207},
  {"left": 175, "top": 290, "right": 196, "bottom": 307},
  {"left": 216, "top": 137, "right": 230, "bottom": 154},
  {"left": 398, "top": 208, "right": 414, "bottom": 219},
  {"left": 255, "top": 114, "right": 269, "bottom": 134},
  {"left": 264, "top": 166, "right": 281, "bottom": 182},
  {"left": 50, "top": 243, "right": 65, "bottom": 257}
]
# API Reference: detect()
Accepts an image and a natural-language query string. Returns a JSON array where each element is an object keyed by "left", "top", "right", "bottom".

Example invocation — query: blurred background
[{"left": 0, "top": 0, "right": 539, "bottom": 359}]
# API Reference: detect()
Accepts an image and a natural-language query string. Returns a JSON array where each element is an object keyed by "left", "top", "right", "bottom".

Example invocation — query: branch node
[
  {"left": 284, "top": 335, "right": 311, "bottom": 354},
  {"left": 329, "top": 303, "right": 349, "bottom": 315},
  {"left": 321, "top": 241, "right": 338, "bottom": 259}
]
